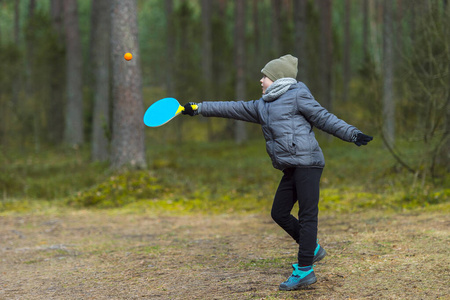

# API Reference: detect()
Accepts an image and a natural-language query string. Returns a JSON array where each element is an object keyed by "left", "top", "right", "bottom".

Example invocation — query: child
[{"left": 182, "top": 54, "right": 373, "bottom": 290}]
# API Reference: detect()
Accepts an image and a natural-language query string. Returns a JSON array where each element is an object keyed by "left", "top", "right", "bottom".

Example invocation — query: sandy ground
[{"left": 1, "top": 209, "right": 449, "bottom": 299}]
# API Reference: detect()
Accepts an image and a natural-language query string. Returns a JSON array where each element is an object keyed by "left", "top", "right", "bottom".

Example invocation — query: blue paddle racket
[{"left": 143, "top": 98, "right": 198, "bottom": 127}]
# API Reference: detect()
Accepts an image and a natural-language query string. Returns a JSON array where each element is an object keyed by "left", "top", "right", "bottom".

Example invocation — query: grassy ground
[
  {"left": 1, "top": 138, "right": 448, "bottom": 213},
  {"left": 0, "top": 138, "right": 449, "bottom": 299}
]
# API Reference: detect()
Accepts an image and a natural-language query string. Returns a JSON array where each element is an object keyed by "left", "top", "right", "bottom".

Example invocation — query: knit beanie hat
[{"left": 261, "top": 54, "right": 298, "bottom": 81}]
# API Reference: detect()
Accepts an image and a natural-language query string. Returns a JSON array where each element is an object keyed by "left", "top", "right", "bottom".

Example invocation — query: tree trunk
[
  {"left": 444, "top": 59, "right": 450, "bottom": 172},
  {"left": 201, "top": 0, "right": 213, "bottom": 97},
  {"left": 49, "top": 0, "right": 65, "bottom": 144},
  {"left": 343, "top": 0, "right": 351, "bottom": 102},
  {"left": 110, "top": 0, "right": 146, "bottom": 169},
  {"left": 0, "top": 0, "right": 2, "bottom": 44},
  {"left": 445, "top": 0, "right": 450, "bottom": 171},
  {"left": 165, "top": 0, "right": 175, "bottom": 97},
  {"left": 26, "top": 0, "right": 39, "bottom": 151},
  {"left": 201, "top": 0, "right": 215, "bottom": 140},
  {"left": 293, "top": 0, "right": 307, "bottom": 81},
  {"left": 318, "top": 0, "right": 333, "bottom": 111},
  {"left": 396, "top": 0, "right": 403, "bottom": 55},
  {"left": 91, "top": 0, "right": 111, "bottom": 161},
  {"left": 383, "top": 0, "right": 395, "bottom": 145},
  {"left": 271, "top": 0, "right": 281, "bottom": 56},
  {"left": 14, "top": 0, "right": 20, "bottom": 43},
  {"left": 234, "top": 0, "right": 247, "bottom": 144},
  {"left": 11, "top": 0, "right": 20, "bottom": 113},
  {"left": 252, "top": 0, "right": 260, "bottom": 59},
  {"left": 362, "top": 0, "right": 369, "bottom": 63},
  {"left": 63, "top": 0, "right": 84, "bottom": 146}
]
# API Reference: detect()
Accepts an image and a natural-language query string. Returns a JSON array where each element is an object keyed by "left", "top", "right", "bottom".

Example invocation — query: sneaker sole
[
  {"left": 279, "top": 276, "right": 317, "bottom": 291},
  {"left": 312, "top": 247, "right": 327, "bottom": 263}
]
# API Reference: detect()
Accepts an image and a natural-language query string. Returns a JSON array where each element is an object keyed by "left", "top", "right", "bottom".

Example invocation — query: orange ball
[{"left": 124, "top": 53, "right": 133, "bottom": 61}]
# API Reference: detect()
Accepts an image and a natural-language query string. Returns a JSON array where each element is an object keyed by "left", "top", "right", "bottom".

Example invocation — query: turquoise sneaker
[
  {"left": 313, "top": 243, "right": 327, "bottom": 263},
  {"left": 279, "top": 264, "right": 317, "bottom": 291}
]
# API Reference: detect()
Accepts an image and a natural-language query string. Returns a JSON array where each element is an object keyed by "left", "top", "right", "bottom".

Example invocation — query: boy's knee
[
  {"left": 271, "top": 208, "right": 286, "bottom": 224},
  {"left": 271, "top": 208, "right": 279, "bottom": 222}
]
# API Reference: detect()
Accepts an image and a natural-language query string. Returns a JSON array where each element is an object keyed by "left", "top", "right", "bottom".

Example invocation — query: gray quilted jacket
[{"left": 200, "top": 82, "right": 360, "bottom": 170}]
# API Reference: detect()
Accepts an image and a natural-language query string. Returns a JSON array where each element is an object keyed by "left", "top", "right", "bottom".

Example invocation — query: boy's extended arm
[
  {"left": 296, "top": 91, "right": 361, "bottom": 142},
  {"left": 199, "top": 100, "right": 260, "bottom": 124}
]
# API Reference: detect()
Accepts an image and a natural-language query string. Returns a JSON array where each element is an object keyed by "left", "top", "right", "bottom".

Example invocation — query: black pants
[{"left": 271, "top": 167, "right": 323, "bottom": 266}]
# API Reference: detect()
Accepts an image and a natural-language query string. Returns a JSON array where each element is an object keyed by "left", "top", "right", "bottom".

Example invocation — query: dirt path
[{"left": 1, "top": 209, "right": 449, "bottom": 299}]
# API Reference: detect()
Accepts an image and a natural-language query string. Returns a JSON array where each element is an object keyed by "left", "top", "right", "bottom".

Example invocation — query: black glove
[
  {"left": 354, "top": 132, "right": 373, "bottom": 146},
  {"left": 182, "top": 102, "right": 199, "bottom": 116}
]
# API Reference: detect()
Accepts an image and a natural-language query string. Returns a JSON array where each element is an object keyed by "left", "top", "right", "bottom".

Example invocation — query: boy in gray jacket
[{"left": 182, "top": 54, "right": 373, "bottom": 290}]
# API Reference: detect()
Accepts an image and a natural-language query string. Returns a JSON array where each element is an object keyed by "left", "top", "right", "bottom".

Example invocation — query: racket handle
[{"left": 177, "top": 104, "right": 198, "bottom": 115}]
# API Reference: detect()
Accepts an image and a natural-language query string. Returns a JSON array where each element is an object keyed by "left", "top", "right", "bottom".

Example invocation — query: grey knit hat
[{"left": 261, "top": 54, "right": 298, "bottom": 81}]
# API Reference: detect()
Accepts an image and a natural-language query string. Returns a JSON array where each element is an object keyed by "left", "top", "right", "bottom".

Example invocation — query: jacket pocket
[{"left": 287, "top": 134, "right": 296, "bottom": 156}]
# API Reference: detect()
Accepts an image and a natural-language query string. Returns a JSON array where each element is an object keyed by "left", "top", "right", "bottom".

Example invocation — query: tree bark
[
  {"left": 383, "top": 0, "right": 395, "bottom": 145},
  {"left": 201, "top": 0, "right": 213, "bottom": 97},
  {"left": 234, "top": 0, "right": 247, "bottom": 144},
  {"left": 48, "top": 0, "right": 65, "bottom": 144},
  {"left": 63, "top": 0, "right": 84, "bottom": 146},
  {"left": 110, "top": 0, "right": 146, "bottom": 169},
  {"left": 319, "top": 0, "right": 333, "bottom": 111},
  {"left": 293, "top": 0, "right": 307, "bottom": 81},
  {"left": 91, "top": 0, "right": 111, "bottom": 161},
  {"left": 26, "top": 0, "right": 39, "bottom": 151},
  {"left": 271, "top": 0, "right": 281, "bottom": 56},
  {"left": 362, "top": 0, "right": 369, "bottom": 63},
  {"left": 14, "top": 0, "right": 20, "bottom": 44},
  {"left": 201, "top": 0, "right": 215, "bottom": 140},
  {"left": 165, "top": 0, "right": 175, "bottom": 97},
  {"left": 343, "top": 0, "right": 351, "bottom": 102}
]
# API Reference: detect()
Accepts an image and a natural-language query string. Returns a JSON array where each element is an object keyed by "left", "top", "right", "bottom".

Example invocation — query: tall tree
[
  {"left": 343, "top": 0, "right": 351, "bottom": 102},
  {"left": 252, "top": 0, "right": 260, "bottom": 59},
  {"left": 49, "top": 0, "right": 65, "bottom": 144},
  {"left": 90, "top": 0, "right": 111, "bottom": 161},
  {"left": 395, "top": 0, "right": 404, "bottom": 64},
  {"left": 445, "top": 0, "right": 450, "bottom": 172},
  {"left": 234, "top": 0, "right": 247, "bottom": 144},
  {"left": 165, "top": 0, "right": 175, "bottom": 97},
  {"left": 201, "top": 0, "right": 213, "bottom": 99},
  {"left": 293, "top": 0, "right": 307, "bottom": 81},
  {"left": 110, "top": 0, "right": 146, "bottom": 169},
  {"left": 12, "top": 0, "right": 20, "bottom": 109},
  {"left": 50, "top": 0, "right": 63, "bottom": 35},
  {"left": 318, "top": 0, "right": 333, "bottom": 111},
  {"left": 362, "top": 0, "right": 369, "bottom": 63},
  {"left": 0, "top": 0, "right": 2, "bottom": 44},
  {"left": 14, "top": 0, "right": 20, "bottom": 44},
  {"left": 382, "top": 0, "right": 395, "bottom": 145},
  {"left": 63, "top": 0, "right": 84, "bottom": 146},
  {"left": 26, "top": 0, "right": 38, "bottom": 151},
  {"left": 201, "top": 0, "right": 214, "bottom": 139},
  {"left": 271, "top": 0, "right": 281, "bottom": 56}
]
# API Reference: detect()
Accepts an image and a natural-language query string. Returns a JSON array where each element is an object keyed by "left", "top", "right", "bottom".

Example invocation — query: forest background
[
  {"left": 0, "top": 1, "right": 449, "bottom": 298},
  {"left": 0, "top": 0, "right": 448, "bottom": 212}
]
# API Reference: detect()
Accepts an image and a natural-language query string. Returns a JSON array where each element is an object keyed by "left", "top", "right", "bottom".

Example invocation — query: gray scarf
[{"left": 262, "top": 78, "right": 297, "bottom": 102}]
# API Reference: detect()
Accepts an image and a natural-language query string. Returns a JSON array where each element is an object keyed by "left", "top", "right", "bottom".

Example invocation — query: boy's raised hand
[
  {"left": 354, "top": 132, "right": 373, "bottom": 146},
  {"left": 182, "top": 102, "right": 199, "bottom": 116}
]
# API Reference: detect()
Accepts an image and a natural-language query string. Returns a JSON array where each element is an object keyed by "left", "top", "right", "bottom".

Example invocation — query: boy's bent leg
[
  {"left": 271, "top": 168, "right": 300, "bottom": 243},
  {"left": 294, "top": 168, "right": 323, "bottom": 266}
]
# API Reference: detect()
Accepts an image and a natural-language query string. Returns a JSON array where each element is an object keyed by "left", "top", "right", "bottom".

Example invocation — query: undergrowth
[{"left": 0, "top": 138, "right": 448, "bottom": 214}]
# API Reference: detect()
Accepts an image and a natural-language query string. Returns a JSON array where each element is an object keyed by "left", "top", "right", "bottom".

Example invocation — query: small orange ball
[{"left": 124, "top": 52, "right": 133, "bottom": 61}]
